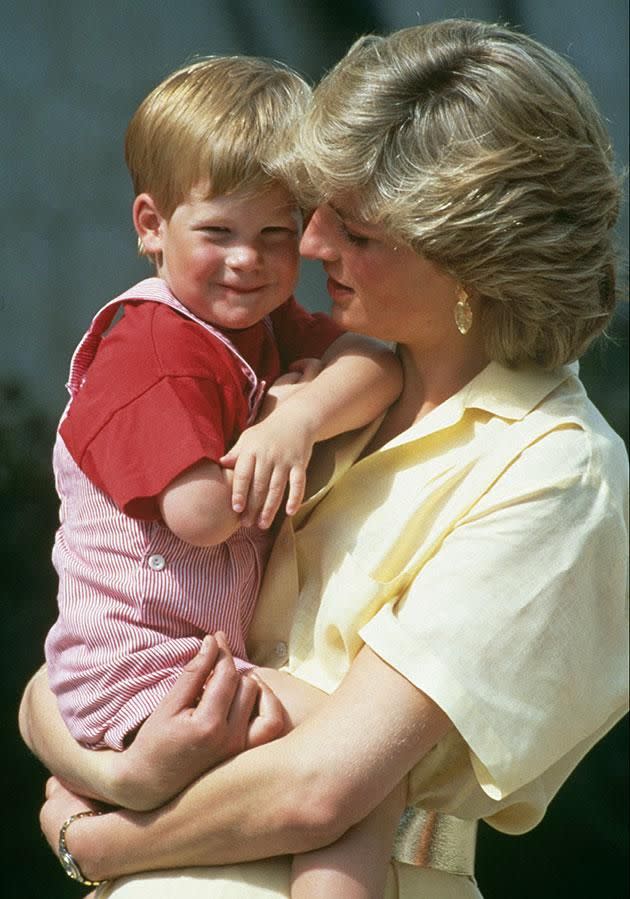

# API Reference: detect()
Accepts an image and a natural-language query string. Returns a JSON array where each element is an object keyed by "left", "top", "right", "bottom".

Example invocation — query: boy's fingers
[
  {"left": 242, "top": 460, "right": 273, "bottom": 527},
  {"left": 231, "top": 454, "right": 256, "bottom": 513},
  {"left": 271, "top": 371, "right": 301, "bottom": 386},
  {"left": 257, "top": 468, "right": 289, "bottom": 529},
  {"left": 159, "top": 635, "right": 219, "bottom": 713},
  {"left": 285, "top": 466, "right": 307, "bottom": 517},
  {"left": 288, "top": 358, "right": 324, "bottom": 381}
]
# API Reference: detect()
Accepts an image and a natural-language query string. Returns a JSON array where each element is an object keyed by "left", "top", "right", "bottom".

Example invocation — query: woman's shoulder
[{"left": 539, "top": 369, "right": 628, "bottom": 485}]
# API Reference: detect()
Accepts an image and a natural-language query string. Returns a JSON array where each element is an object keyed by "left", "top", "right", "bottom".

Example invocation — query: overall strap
[{"left": 65, "top": 299, "right": 125, "bottom": 398}]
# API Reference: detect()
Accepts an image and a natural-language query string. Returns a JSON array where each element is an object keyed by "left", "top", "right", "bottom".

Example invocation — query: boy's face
[{"left": 152, "top": 183, "right": 301, "bottom": 329}]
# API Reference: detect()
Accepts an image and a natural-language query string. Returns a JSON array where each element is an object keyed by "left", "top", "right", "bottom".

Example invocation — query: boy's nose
[
  {"left": 300, "top": 207, "right": 338, "bottom": 261},
  {"left": 225, "top": 243, "right": 262, "bottom": 270}
]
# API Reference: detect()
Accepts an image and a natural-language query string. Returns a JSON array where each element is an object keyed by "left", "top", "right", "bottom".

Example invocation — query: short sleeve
[
  {"left": 360, "top": 426, "right": 629, "bottom": 800},
  {"left": 79, "top": 375, "right": 242, "bottom": 519},
  {"left": 270, "top": 297, "right": 344, "bottom": 367}
]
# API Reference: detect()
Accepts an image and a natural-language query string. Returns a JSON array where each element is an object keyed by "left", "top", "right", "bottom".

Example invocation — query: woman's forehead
[{"left": 328, "top": 197, "right": 381, "bottom": 231}]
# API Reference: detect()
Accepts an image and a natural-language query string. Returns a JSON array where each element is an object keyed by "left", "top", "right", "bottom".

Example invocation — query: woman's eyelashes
[{"left": 338, "top": 221, "right": 370, "bottom": 246}]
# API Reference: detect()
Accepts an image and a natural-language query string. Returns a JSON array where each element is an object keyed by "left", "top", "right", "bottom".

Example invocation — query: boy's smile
[{"left": 138, "top": 183, "right": 301, "bottom": 330}]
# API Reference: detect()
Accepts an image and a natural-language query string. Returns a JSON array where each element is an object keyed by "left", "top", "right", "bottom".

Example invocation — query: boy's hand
[
  {"left": 220, "top": 407, "right": 315, "bottom": 529},
  {"left": 220, "top": 359, "right": 323, "bottom": 529}
]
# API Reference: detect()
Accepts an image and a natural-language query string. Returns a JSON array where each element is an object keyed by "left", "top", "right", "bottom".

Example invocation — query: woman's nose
[{"left": 300, "top": 207, "right": 338, "bottom": 261}]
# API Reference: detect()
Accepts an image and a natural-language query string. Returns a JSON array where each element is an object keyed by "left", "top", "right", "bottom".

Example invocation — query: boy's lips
[{"left": 220, "top": 283, "right": 268, "bottom": 294}]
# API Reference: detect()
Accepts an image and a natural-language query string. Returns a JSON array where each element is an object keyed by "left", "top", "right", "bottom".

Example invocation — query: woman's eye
[{"left": 342, "top": 224, "right": 369, "bottom": 246}]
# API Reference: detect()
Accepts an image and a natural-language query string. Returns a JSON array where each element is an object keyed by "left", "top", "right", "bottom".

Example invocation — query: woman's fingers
[
  {"left": 156, "top": 634, "right": 220, "bottom": 715},
  {"left": 225, "top": 674, "right": 259, "bottom": 738},
  {"left": 45, "top": 776, "right": 62, "bottom": 799},
  {"left": 194, "top": 632, "right": 240, "bottom": 718}
]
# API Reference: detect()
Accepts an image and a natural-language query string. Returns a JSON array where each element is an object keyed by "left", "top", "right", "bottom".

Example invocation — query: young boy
[{"left": 44, "top": 57, "right": 403, "bottom": 896}]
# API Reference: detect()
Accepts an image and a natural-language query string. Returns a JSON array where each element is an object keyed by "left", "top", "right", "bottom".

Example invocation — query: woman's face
[{"left": 300, "top": 203, "right": 459, "bottom": 348}]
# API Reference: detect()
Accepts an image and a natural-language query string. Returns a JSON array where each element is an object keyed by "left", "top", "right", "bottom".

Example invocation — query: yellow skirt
[{"left": 96, "top": 858, "right": 483, "bottom": 898}]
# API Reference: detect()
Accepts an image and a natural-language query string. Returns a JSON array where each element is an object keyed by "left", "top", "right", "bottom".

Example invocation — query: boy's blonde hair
[
  {"left": 126, "top": 56, "right": 311, "bottom": 223},
  {"left": 296, "top": 20, "right": 622, "bottom": 368}
]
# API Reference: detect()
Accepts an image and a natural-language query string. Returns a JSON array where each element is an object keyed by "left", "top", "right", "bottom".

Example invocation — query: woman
[{"left": 22, "top": 19, "right": 628, "bottom": 898}]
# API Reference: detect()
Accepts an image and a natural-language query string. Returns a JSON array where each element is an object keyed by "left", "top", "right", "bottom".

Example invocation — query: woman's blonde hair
[
  {"left": 125, "top": 56, "right": 310, "bottom": 222},
  {"left": 297, "top": 20, "right": 621, "bottom": 367}
]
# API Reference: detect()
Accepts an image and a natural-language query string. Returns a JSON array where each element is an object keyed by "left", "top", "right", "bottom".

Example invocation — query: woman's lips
[{"left": 326, "top": 276, "right": 354, "bottom": 304}]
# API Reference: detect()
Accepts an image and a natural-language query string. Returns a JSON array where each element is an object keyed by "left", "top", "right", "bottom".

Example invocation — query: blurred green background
[{"left": 2, "top": 2, "right": 627, "bottom": 896}]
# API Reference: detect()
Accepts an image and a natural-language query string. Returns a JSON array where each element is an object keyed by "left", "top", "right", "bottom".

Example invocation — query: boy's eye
[{"left": 202, "top": 226, "right": 229, "bottom": 235}]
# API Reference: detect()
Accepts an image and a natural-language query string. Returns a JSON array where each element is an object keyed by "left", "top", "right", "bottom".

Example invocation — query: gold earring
[{"left": 454, "top": 286, "right": 473, "bottom": 335}]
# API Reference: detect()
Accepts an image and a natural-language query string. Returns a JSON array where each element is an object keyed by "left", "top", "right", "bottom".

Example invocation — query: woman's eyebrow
[{"left": 329, "top": 203, "right": 376, "bottom": 231}]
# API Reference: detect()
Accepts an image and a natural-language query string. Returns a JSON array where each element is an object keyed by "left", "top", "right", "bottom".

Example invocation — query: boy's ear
[{"left": 133, "top": 193, "right": 165, "bottom": 255}]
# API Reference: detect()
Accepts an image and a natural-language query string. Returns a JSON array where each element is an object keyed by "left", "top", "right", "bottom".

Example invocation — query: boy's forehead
[{"left": 182, "top": 181, "right": 300, "bottom": 217}]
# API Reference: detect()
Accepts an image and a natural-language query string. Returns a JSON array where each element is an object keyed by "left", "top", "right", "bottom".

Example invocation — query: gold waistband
[{"left": 393, "top": 807, "right": 477, "bottom": 876}]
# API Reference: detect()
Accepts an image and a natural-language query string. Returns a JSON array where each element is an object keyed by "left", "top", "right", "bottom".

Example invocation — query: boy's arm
[
  {"left": 222, "top": 334, "right": 402, "bottom": 528},
  {"left": 295, "top": 333, "right": 402, "bottom": 442},
  {"left": 290, "top": 781, "right": 406, "bottom": 899},
  {"left": 159, "top": 460, "right": 240, "bottom": 546}
]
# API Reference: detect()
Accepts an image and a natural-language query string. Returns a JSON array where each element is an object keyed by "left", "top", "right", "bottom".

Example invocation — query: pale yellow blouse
[
  {"left": 100, "top": 361, "right": 627, "bottom": 898},
  {"left": 250, "top": 360, "right": 629, "bottom": 834}
]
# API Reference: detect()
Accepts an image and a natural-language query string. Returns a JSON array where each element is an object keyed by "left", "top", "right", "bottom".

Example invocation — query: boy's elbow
[
  {"left": 167, "top": 514, "right": 237, "bottom": 547},
  {"left": 160, "top": 497, "right": 239, "bottom": 547}
]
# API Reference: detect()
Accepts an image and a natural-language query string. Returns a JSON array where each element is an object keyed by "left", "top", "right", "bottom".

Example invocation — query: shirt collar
[
  {"left": 459, "top": 360, "right": 578, "bottom": 420},
  {"left": 381, "top": 360, "right": 578, "bottom": 452}
]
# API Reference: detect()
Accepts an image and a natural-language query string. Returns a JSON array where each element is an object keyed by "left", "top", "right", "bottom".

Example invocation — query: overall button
[
  {"left": 273, "top": 641, "right": 288, "bottom": 659},
  {"left": 148, "top": 554, "right": 166, "bottom": 571}
]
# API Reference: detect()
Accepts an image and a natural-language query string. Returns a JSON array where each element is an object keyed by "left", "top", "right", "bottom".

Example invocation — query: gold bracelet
[{"left": 58, "top": 810, "right": 105, "bottom": 886}]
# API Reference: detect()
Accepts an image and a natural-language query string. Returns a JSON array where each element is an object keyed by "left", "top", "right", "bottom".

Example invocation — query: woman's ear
[{"left": 133, "top": 193, "right": 165, "bottom": 257}]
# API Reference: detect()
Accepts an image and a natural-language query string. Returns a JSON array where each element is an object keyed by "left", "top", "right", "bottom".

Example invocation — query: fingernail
[{"left": 200, "top": 635, "right": 212, "bottom": 654}]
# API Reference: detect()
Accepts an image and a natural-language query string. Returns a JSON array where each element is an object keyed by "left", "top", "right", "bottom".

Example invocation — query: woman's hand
[
  {"left": 20, "top": 636, "right": 285, "bottom": 813},
  {"left": 113, "top": 633, "right": 285, "bottom": 810}
]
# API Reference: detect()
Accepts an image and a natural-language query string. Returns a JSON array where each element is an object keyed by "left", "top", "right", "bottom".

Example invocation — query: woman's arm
[
  {"left": 290, "top": 779, "right": 407, "bottom": 899},
  {"left": 39, "top": 645, "right": 452, "bottom": 882}
]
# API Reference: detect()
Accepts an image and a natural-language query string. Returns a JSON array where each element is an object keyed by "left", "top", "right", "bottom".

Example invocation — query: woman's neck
[
  {"left": 397, "top": 338, "right": 488, "bottom": 422},
  {"left": 364, "top": 339, "right": 488, "bottom": 456}
]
